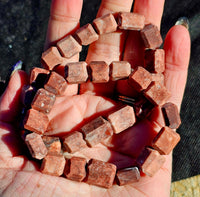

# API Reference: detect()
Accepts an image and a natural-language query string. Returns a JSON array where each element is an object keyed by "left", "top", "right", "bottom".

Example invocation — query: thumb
[{"left": 0, "top": 70, "right": 28, "bottom": 123}]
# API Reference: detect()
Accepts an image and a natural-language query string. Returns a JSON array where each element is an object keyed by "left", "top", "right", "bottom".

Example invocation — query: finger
[
  {"left": 44, "top": 0, "right": 83, "bottom": 50},
  {"left": 164, "top": 25, "right": 191, "bottom": 109},
  {"left": 133, "top": 0, "right": 165, "bottom": 28},
  {"left": 0, "top": 71, "right": 28, "bottom": 123},
  {"left": 124, "top": 0, "right": 165, "bottom": 64},
  {"left": 80, "top": 0, "right": 133, "bottom": 95},
  {"left": 117, "top": 0, "right": 165, "bottom": 96},
  {"left": 86, "top": 0, "right": 133, "bottom": 63},
  {"left": 44, "top": 0, "right": 83, "bottom": 95},
  {"left": 147, "top": 25, "right": 190, "bottom": 127}
]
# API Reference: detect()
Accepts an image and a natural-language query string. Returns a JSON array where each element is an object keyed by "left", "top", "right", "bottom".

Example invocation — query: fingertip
[
  {"left": 7, "top": 70, "right": 29, "bottom": 93},
  {"left": 0, "top": 70, "right": 28, "bottom": 123},
  {"left": 50, "top": 0, "right": 83, "bottom": 20},
  {"left": 133, "top": 0, "right": 165, "bottom": 28},
  {"left": 164, "top": 25, "right": 191, "bottom": 71},
  {"left": 97, "top": 0, "right": 133, "bottom": 17}
]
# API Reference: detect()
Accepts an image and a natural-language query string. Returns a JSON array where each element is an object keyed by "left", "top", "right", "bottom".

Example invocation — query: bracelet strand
[{"left": 20, "top": 11, "right": 181, "bottom": 189}]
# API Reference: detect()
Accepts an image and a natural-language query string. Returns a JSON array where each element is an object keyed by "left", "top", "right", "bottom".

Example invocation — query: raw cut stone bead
[
  {"left": 107, "top": 105, "right": 136, "bottom": 134},
  {"left": 161, "top": 102, "right": 181, "bottom": 129},
  {"left": 81, "top": 116, "right": 113, "bottom": 147},
  {"left": 25, "top": 132, "right": 48, "bottom": 160},
  {"left": 74, "top": 23, "right": 99, "bottom": 45},
  {"left": 143, "top": 82, "right": 171, "bottom": 106},
  {"left": 89, "top": 61, "right": 109, "bottom": 83},
  {"left": 93, "top": 13, "right": 118, "bottom": 34},
  {"left": 41, "top": 46, "right": 63, "bottom": 70},
  {"left": 87, "top": 159, "right": 117, "bottom": 188},
  {"left": 151, "top": 73, "right": 164, "bottom": 85},
  {"left": 137, "top": 147, "right": 166, "bottom": 177},
  {"left": 133, "top": 97, "right": 154, "bottom": 119},
  {"left": 40, "top": 153, "right": 66, "bottom": 176},
  {"left": 63, "top": 131, "right": 87, "bottom": 153},
  {"left": 144, "top": 49, "right": 165, "bottom": 73},
  {"left": 140, "top": 24, "right": 163, "bottom": 49},
  {"left": 31, "top": 88, "right": 56, "bottom": 114},
  {"left": 116, "top": 167, "right": 140, "bottom": 186},
  {"left": 44, "top": 71, "right": 67, "bottom": 96},
  {"left": 21, "top": 85, "right": 36, "bottom": 108},
  {"left": 23, "top": 109, "right": 49, "bottom": 135},
  {"left": 118, "top": 12, "right": 145, "bottom": 30},
  {"left": 57, "top": 35, "right": 82, "bottom": 58},
  {"left": 64, "top": 156, "right": 87, "bottom": 182},
  {"left": 110, "top": 61, "right": 131, "bottom": 81},
  {"left": 152, "top": 126, "right": 181, "bottom": 155},
  {"left": 42, "top": 136, "right": 61, "bottom": 154},
  {"left": 128, "top": 66, "right": 152, "bottom": 92},
  {"left": 65, "top": 62, "right": 88, "bottom": 84},
  {"left": 29, "top": 67, "right": 50, "bottom": 86}
]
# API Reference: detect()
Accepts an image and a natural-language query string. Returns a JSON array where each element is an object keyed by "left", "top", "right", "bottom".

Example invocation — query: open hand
[{"left": 0, "top": 0, "right": 190, "bottom": 196}]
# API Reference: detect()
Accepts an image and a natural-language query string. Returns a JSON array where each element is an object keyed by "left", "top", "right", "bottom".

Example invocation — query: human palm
[{"left": 0, "top": 0, "right": 190, "bottom": 196}]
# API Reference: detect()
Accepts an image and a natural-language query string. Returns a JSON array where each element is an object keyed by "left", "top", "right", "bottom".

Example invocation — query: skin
[{"left": 0, "top": 0, "right": 190, "bottom": 196}]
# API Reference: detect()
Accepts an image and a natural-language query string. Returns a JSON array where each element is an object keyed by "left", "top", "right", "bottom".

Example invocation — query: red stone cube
[
  {"left": 29, "top": 67, "right": 50, "bottom": 84},
  {"left": 116, "top": 167, "right": 140, "bottom": 186},
  {"left": 57, "top": 35, "right": 82, "bottom": 58},
  {"left": 137, "top": 147, "right": 166, "bottom": 177},
  {"left": 118, "top": 12, "right": 145, "bottom": 30},
  {"left": 87, "top": 159, "right": 117, "bottom": 188},
  {"left": 143, "top": 82, "right": 171, "bottom": 106},
  {"left": 81, "top": 116, "right": 113, "bottom": 147},
  {"left": 144, "top": 49, "right": 165, "bottom": 73},
  {"left": 65, "top": 61, "right": 88, "bottom": 84},
  {"left": 110, "top": 61, "right": 131, "bottom": 81},
  {"left": 151, "top": 73, "right": 164, "bottom": 85},
  {"left": 152, "top": 127, "right": 181, "bottom": 155},
  {"left": 44, "top": 71, "right": 67, "bottom": 96},
  {"left": 23, "top": 109, "right": 49, "bottom": 135},
  {"left": 41, "top": 153, "right": 66, "bottom": 176},
  {"left": 25, "top": 132, "right": 48, "bottom": 160},
  {"left": 107, "top": 105, "right": 136, "bottom": 134},
  {"left": 133, "top": 96, "right": 154, "bottom": 119},
  {"left": 74, "top": 23, "right": 99, "bottom": 45},
  {"left": 41, "top": 46, "right": 63, "bottom": 70},
  {"left": 89, "top": 61, "right": 109, "bottom": 83},
  {"left": 128, "top": 66, "right": 152, "bottom": 92},
  {"left": 63, "top": 131, "right": 87, "bottom": 153},
  {"left": 93, "top": 13, "right": 117, "bottom": 34},
  {"left": 42, "top": 136, "right": 61, "bottom": 154},
  {"left": 64, "top": 156, "right": 87, "bottom": 182},
  {"left": 140, "top": 24, "right": 163, "bottom": 49},
  {"left": 161, "top": 102, "right": 181, "bottom": 129},
  {"left": 31, "top": 88, "right": 56, "bottom": 114}
]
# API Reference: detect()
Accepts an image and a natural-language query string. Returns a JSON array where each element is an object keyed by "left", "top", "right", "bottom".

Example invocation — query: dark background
[{"left": 0, "top": 0, "right": 199, "bottom": 182}]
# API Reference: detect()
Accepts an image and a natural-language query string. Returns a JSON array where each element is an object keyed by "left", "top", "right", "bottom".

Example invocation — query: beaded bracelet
[{"left": 21, "top": 12, "right": 181, "bottom": 189}]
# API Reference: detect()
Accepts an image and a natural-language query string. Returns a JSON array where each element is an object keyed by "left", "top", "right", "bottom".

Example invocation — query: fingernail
[
  {"left": 4, "top": 60, "right": 25, "bottom": 90},
  {"left": 10, "top": 60, "right": 24, "bottom": 77},
  {"left": 175, "top": 17, "right": 189, "bottom": 30}
]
